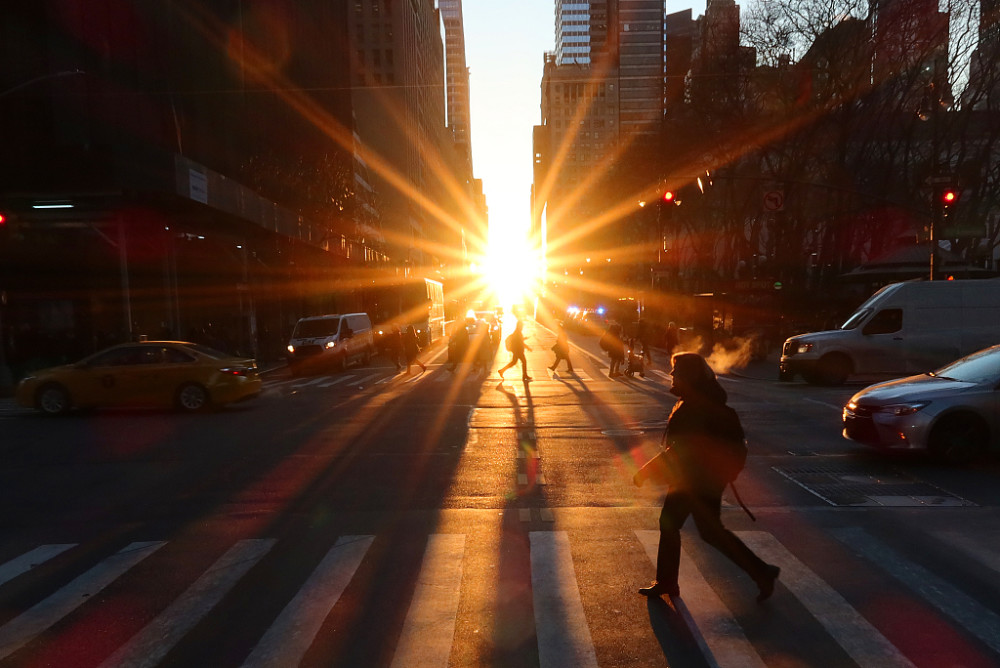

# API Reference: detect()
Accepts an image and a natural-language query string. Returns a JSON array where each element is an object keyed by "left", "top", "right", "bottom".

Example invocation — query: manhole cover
[{"left": 774, "top": 461, "right": 975, "bottom": 507}]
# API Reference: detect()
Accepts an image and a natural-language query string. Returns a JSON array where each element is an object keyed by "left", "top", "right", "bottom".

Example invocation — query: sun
[{"left": 483, "top": 223, "right": 541, "bottom": 312}]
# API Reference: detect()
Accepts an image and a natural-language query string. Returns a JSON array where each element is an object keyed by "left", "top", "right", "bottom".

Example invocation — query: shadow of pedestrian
[{"left": 646, "top": 597, "right": 713, "bottom": 667}]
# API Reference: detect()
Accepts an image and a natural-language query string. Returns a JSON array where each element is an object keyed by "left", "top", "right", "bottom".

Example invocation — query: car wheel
[
  {"left": 176, "top": 383, "right": 210, "bottom": 412},
  {"left": 929, "top": 414, "right": 988, "bottom": 465},
  {"left": 816, "top": 353, "right": 851, "bottom": 386},
  {"left": 36, "top": 383, "right": 71, "bottom": 416},
  {"left": 778, "top": 368, "right": 795, "bottom": 382}
]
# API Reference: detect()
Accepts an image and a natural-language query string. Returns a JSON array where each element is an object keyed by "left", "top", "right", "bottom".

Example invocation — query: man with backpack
[
  {"left": 633, "top": 352, "right": 780, "bottom": 602},
  {"left": 498, "top": 318, "right": 532, "bottom": 381}
]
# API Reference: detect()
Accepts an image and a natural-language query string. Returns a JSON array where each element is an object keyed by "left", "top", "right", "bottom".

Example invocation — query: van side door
[{"left": 856, "top": 308, "right": 907, "bottom": 377}]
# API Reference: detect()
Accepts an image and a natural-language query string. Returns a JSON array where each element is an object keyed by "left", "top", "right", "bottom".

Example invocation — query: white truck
[{"left": 780, "top": 278, "right": 1000, "bottom": 385}]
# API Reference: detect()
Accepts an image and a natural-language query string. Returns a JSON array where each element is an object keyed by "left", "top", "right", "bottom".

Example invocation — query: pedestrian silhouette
[
  {"left": 634, "top": 352, "right": 780, "bottom": 602},
  {"left": 498, "top": 319, "right": 532, "bottom": 381},
  {"left": 665, "top": 321, "right": 679, "bottom": 358},
  {"left": 385, "top": 325, "right": 403, "bottom": 371},
  {"left": 600, "top": 322, "right": 625, "bottom": 377},
  {"left": 402, "top": 325, "right": 426, "bottom": 374},
  {"left": 548, "top": 321, "right": 574, "bottom": 373}
]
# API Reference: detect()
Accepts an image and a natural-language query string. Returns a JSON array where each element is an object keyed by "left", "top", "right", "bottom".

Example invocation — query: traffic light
[
  {"left": 662, "top": 191, "right": 675, "bottom": 204},
  {"left": 940, "top": 186, "right": 960, "bottom": 212}
]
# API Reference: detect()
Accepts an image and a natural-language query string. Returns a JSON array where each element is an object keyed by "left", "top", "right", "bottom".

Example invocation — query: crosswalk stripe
[
  {"left": 100, "top": 539, "right": 275, "bottom": 668},
  {"left": 291, "top": 376, "right": 333, "bottom": 388},
  {"left": 635, "top": 530, "right": 765, "bottom": 668},
  {"left": 0, "top": 545, "right": 76, "bottom": 588},
  {"left": 834, "top": 527, "right": 1000, "bottom": 655},
  {"left": 931, "top": 529, "right": 1000, "bottom": 578},
  {"left": 0, "top": 541, "right": 166, "bottom": 661},
  {"left": 345, "top": 372, "right": 381, "bottom": 387},
  {"left": 390, "top": 534, "right": 466, "bottom": 668},
  {"left": 315, "top": 375, "right": 352, "bottom": 388},
  {"left": 649, "top": 369, "right": 671, "bottom": 381},
  {"left": 736, "top": 531, "right": 915, "bottom": 668},
  {"left": 530, "top": 531, "right": 599, "bottom": 668},
  {"left": 243, "top": 535, "right": 374, "bottom": 668}
]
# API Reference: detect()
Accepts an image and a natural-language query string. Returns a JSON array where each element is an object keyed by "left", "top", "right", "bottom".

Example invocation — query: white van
[
  {"left": 286, "top": 313, "right": 375, "bottom": 374},
  {"left": 780, "top": 279, "right": 1000, "bottom": 385}
]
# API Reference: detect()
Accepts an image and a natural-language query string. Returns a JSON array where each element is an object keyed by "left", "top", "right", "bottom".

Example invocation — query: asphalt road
[{"left": 1, "top": 319, "right": 1000, "bottom": 666}]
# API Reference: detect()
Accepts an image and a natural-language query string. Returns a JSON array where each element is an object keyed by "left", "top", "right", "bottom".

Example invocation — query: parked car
[
  {"left": 843, "top": 344, "right": 1000, "bottom": 463},
  {"left": 286, "top": 313, "right": 375, "bottom": 375},
  {"left": 15, "top": 341, "right": 261, "bottom": 415}
]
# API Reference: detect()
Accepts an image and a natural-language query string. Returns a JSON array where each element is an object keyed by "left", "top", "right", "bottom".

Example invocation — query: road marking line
[
  {"left": 518, "top": 474, "right": 528, "bottom": 485},
  {"left": 834, "top": 527, "right": 1000, "bottom": 655},
  {"left": 243, "top": 535, "right": 374, "bottom": 668},
  {"left": 316, "top": 375, "right": 353, "bottom": 388},
  {"left": 101, "top": 539, "right": 275, "bottom": 668},
  {"left": 292, "top": 376, "right": 335, "bottom": 388},
  {"left": 0, "top": 545, "right": 76, "bottom": 588},
  {"left": 519, "top": 509, "right": 532, "bottom": 522},
  {"left": 635, "top": 530, "right": 765, "bottom": 668},
  {"left": 649, "top": 369, "right": 671, "bottom": 381},
  {"left": 530, "top": 531, "right": 599, "bottom": 668},
  {"left": 931, "top": 529, "right": 1000, "bottom": 577},
  {"left": 390, "top": 534, "right": 465, "bottom": 668},
  {"left": 737, "top": 531, "right": 915, "bottom": 668},
  {"left": 539, "top": 508, "right": 555, "bottom": 522},
  {"left": 0, "top": 541, "right": 166, "bottom": 660},
  {"left": 346, "top": 372, "right": 381, "bottom": 387}
]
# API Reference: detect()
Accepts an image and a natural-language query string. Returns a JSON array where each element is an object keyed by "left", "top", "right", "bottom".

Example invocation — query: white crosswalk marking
[
  {"left": 932, "top": 529, "right": 1000, "bottom": 578},
  {"left": 390, "top": 534, "right": 466, "bottom": 668},
  {"left": 100, "top": 539, "right": 275, "bottom": 668},
  {"left": 834, "top": 527, "right": 1000, "bottom": 656},
  {"left": 315, "top": 375, "right": 352, "bottom": 388},
  {"left": 345, "top": 372, "right": 381, "bottom": 387},
  {"left": 0, "top": 544, "right": 76, "bottom": 588},
  {"left": 291, "top": 376, "right": 333, "bottom": 388},
  {"left": 736, "top": 531, "right": 915, "bottom": 668},
  {"left": 634, "top": 529, "right": 765, "bottom": 668},
  {"left": 243, "top": 535, "right": 374, "bottom": 668},
  {"left": 530, "top": 531, "right": 599, "bottom": 668},
  {"left": 0, "top": 541, "right": 166, "bottom": 660}
]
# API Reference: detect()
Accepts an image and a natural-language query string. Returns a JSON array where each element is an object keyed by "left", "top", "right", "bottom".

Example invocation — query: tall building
[{"left": 616, "top": 0, "right": 664, "bottom": 137}]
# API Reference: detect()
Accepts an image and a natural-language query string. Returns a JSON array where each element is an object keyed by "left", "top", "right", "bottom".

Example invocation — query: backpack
[
  {"left": 710, "top": 405, "right": 748, "bottom": 483},
  {"left": 505, "top": 334, "right": 514, "bottom": 352}
]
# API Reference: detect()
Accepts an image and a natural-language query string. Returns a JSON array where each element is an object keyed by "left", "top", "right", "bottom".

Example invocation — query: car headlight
[
  {"left": 877, "top": 402, "right": 929, "bottom": 416},
  {"left": 326, "top": 341, "right": 337, "bottom": 348},
  {"left": 287, "top": 345, "right": 295, "bottom": 354},
  {"left": 796, "top": 342, "right": 813, "bottom": 354}
]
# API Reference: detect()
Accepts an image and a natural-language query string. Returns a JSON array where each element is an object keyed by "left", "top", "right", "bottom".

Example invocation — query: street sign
[{"left": 763, "top": 190, "right": 784, "bottom": 212}]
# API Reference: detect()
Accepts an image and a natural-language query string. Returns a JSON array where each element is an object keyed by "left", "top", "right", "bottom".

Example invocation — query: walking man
[
  {"left": 498, "top": 319, "right": 532, "bottom": 381},
  {"left": 549, "top": 321, "right": 574, "bottom": 373}
]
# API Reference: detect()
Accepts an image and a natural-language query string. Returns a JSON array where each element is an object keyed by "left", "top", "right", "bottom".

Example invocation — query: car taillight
[{"left": 220, "top": 366, "right": 250, "bottom": 376}]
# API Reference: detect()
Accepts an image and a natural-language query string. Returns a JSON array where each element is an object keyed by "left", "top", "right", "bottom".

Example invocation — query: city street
[{"left": 1, "top": 319, "right": 1000, "bottom": 667}]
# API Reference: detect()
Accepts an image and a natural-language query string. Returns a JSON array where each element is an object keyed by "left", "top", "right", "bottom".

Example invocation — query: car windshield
[
  {"left": 930, "top": 346, "right": 1000, "bottom": 383},
  {"left": 182, "top": 343, "right": 231, "bottom": 359},
  {"left": 840, "top": 308, "right": 871, "bottom": 330},
  {"left": 294, "top": 318, "right": 340, "bottom": 338}
]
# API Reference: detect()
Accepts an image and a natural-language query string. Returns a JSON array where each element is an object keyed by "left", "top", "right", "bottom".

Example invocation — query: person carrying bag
[{"left": 634, "top": 352, "right": 780, "bottom": 602}]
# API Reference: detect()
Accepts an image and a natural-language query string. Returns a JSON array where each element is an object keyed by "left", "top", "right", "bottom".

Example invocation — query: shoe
[
  {"left": 756, "top": 565, "right": 781, "bottom": 602},
  {"left": 638, "top": 581, "right": 679, "bottom": 598},
  {"left": 548, "top": 365, "right": 556, "bottom": 371},
  {"left": 420, "top": 365, "right": 427, "bottom": 372},
  {"left": 499, "top": 369, "right": 505, "bottom": 379}
]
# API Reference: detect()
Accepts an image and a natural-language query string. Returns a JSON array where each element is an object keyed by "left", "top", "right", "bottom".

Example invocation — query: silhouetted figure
[
  {"left": 548, "top": 322, "right": 573, "bottom": 373},
  {"left": 634, "top": 352, "right": 780, "bottom": 601},
  {"left": 386, "top": 326, "right": 403, "bottom": 371},
  {"left": 448, "top": 321, "right": 470, "bottom": 372},
  {"left": 600, "top": 322, "right": 625, "bottom": 377},
  {"left": 637, "top": 318, "right": 653, "bottom": 363},
  {"left": 665, "top": 321, "right": 679, "bottom": 357},
  {"left": 403, "top": 325, "right": 426, "bottom": 374},
  {"left": 498, "top": 319, "right": 532, "bottom": 381},
  {"left": 625, "top": 338, "right": 645, "bottom": 377}
]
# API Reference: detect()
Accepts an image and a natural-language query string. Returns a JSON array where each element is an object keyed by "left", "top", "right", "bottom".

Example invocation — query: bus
[{"left": 371, "top": 277, "right": 445, "bottom": 346}]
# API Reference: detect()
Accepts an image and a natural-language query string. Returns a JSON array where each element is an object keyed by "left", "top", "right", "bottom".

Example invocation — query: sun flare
[{"left": 483, "top": 224, "right": 541, "bottom": 312}]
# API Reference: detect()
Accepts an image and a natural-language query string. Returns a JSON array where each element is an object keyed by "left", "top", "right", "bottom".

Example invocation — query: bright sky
[{"left": 462, "top": 1, "right": 706, "bottom": 252}]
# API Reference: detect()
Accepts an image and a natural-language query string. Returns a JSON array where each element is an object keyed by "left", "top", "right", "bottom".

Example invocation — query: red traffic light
[
  {"left": 662, "top": 191, "right": 675, "bottom": 203},
  {"left": 941, "top": 188, "right": 960, "bottom": 206},
  {"left": 0, "top": 213, "right": 6, "bottom": 225}
]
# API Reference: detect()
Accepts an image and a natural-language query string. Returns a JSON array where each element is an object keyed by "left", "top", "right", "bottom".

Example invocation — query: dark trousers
[
  {"left": 655, "top": 488, "right": 769, "bottom": 586},
  {"left": 550, "top": 351, "right": 572, "bottom": 370},
  {"left": 500, "top": 351, "right": 529, "bottom": 377}
]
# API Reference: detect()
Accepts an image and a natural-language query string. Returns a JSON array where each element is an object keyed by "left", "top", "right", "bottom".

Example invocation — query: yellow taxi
[{"left": 15, "top": 341, "right": 262, "bottom": 415}]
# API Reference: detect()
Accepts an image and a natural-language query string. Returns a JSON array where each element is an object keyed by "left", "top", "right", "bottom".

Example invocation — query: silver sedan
[{"left": 843, "top": 344, "right": 1000, "bottom": 464}]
